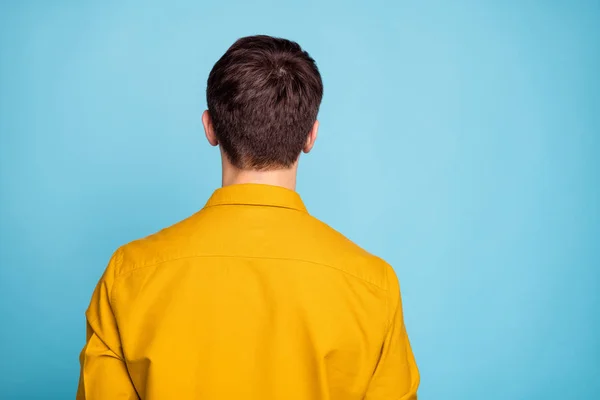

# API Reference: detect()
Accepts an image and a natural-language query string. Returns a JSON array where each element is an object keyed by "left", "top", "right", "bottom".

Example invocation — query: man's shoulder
[
  {"left": 299, "top": 214, "right": 394, "bottom": 291},
  {"left": 110, "top": 211, "right": 203, "bottom": 277}
]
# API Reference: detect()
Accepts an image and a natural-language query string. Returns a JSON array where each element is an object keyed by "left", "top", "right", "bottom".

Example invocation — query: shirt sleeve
[
  {"left": 76, "top": 249, "right": 138, "bottom": 400},
  {"left": 365, "top": 264, "right": 420, "bottom": 400}
]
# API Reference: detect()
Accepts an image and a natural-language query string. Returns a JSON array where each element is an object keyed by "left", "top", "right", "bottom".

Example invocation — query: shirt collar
[{"left": 204, "top": 183, "right": 308, "bottom": 213}]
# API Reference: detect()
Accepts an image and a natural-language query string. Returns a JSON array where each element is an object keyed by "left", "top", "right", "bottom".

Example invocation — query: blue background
[{"left": 1, "top": 0, "right": 598, "bottom": 398}]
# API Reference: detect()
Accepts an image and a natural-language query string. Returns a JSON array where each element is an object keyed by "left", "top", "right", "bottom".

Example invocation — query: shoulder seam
[{"left": 116, "top": 253, "right": 388, "bottom": 291}]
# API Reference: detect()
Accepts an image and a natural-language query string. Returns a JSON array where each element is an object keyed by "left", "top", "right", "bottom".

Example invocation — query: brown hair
[{"left": 206, "top": 35, "right": 323, "bottom": 170}]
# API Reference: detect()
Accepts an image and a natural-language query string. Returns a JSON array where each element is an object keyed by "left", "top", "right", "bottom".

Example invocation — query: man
[{"left": 77, "top": 35, "right": 419, "bottom": 399}]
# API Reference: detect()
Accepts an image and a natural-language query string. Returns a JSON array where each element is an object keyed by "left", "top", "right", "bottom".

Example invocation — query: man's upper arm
[
  {"left": 365, "top": 263, "right": 419, "bottom": 400},
  {"left": 77, "top": 249, "right": 138, "bottom": 400}
]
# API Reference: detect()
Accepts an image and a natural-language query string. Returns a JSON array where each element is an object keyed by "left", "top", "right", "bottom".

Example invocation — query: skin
[{"left": 202, "top": 110, "right": 319, "bottom": 191}]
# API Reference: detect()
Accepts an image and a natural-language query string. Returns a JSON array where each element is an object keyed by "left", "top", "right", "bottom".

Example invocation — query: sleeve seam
[
  {"left": 110, "top": 247, "right": 124, "bottom": 309},
  {"left": 384, "top": 262, "right": 391, "bottom": 333}
]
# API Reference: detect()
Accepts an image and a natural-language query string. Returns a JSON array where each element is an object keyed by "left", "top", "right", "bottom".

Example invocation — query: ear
[
  {"left": 303, "top": 120, "right": 319, "bottom": 154},
  {"left": 202, "top": 110, "right": 219, "bottom": 146}
]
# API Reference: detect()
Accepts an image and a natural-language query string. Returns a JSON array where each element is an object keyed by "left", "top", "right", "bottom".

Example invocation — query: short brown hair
[{"left": 206, "top": 35, "right": 323, "bottom": 170}]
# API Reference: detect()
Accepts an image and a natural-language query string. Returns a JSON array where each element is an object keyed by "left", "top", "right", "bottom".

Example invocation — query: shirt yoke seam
[
  {"left": 116, "top": 253, "right": 388, "bottom": 291},
  {"left": 204, "top": 203, "right": 308, "bottom": 213}
]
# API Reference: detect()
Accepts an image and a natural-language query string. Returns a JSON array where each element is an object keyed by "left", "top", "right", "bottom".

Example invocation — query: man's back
[
  {"left": 77, "top": 184, "right": 419, "bottom": 399},
  {"left": 77, "top": 35, "right": 419, "bottom": 399}
]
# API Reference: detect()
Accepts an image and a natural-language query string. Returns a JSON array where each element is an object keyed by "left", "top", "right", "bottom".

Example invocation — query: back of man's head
[{"left": 206, "top": 35, "right": 323, "bottom": 171}]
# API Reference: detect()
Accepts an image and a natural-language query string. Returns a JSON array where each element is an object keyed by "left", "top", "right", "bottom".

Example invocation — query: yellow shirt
[{"left": 77, "top": 183, "right": 419, "bottom": 399}]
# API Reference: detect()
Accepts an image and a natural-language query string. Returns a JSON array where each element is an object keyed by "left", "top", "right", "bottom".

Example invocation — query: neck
[{"left": 221, "top": 156, "right": 299, "bottom": 191}]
